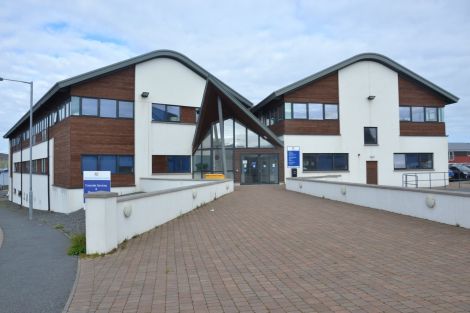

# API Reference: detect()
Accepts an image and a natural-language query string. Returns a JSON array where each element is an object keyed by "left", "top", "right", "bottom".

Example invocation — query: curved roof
[
  {"left": 4, "top": 49, "right": 252, "bottom": 138},
  {"left": 252, "top": 52, "right": 459, "bottom": 113}
]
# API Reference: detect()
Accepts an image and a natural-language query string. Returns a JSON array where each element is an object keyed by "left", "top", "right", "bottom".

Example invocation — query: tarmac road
[{"left": 0, "top": 197, "right": 77, "bottom": 313}]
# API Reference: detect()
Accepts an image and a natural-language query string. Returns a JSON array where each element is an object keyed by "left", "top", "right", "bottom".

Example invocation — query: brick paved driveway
[{"left": 67, "top": 185, "right": 470, "bottom": 313}]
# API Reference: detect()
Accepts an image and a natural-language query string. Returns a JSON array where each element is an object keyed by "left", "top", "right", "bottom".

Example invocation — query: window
[
  {"left": 247, "top": 129, "right": 259, "bottom": 148},
  {"left": 292, "top": 103, "right": 307, "bottom": 119},
  {"left": 100, "top": 99, "right": 117, "bottom": 118},
  {"left": 324, "top": 104, "right": 338, "bottom": 119},
  {"left": 167, "top": 156, "right": 191, "bottom": 173},
  {"left": 99, "top": 155, "right": 117, "bottom": 174},
  {"left": 364, "top": 127, "right": 378, "bottom": 145},
  {"left": 393, "top": 153, "right": 433, "bottom": 170},
  {"left": 71, "top": 97, "right": 80, "bottom": 116},
  {"left": 411, "top": 107, "right": 424, "bottom": 122},
  {"left": 308, "top": 103, "right": 323, "bottom": 120},
  {"left": 285, "top": 102, "right": 292, "bottom": 119},
  {"left": 81, "top": 155, "right": 134, "bottom": 174},
  {"left": 303, "top": 153, "right": 349, "bottom": 171},
  {"left": 425, "top": 107, "right": 438, "bottom": 122},
  {"left": 234, "top": 122, "right": 246, "bottom": 148},
  {"left": 399, "top": 107, "right": 411, "bottom": 121},
  {"left": 152, "top": 103, "right": 181, "bottom": 122},
  {"left": 118, "top": 156, "right": 134, "bottom": 174},
  {"left": 81, "top": 98, "right": 98, "bottom": 116},
  {"left": 400, "top": 106, "right": 442, "bottom": 122},
  {"left": 118, "top": 101, "right": 134, "bottom": 118},
  {"left": 81, "top": 155, "right": 98, "bottom": 171}
]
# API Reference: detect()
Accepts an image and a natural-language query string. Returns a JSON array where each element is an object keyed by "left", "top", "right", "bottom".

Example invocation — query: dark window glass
[
  {"left": 152, "top": 103, "right": 180, "bottom": 122},
  {"left": 303, "top": 153, "right": 348, "bottom": 171},
  {"left": 118, "top": 101, "right": 134, "bottom": 118},
  {"left": 152, "top": 104, "right": 166, "bottom": 121},
  {"left": 71, "top": 97, "right": 80, "bottom": 116},
  {"left": 308, "top": 103, "right": 323, "bottom": 120},
  {"left": 333, "top": 154, "right": 348, "bottom": 170},
  {"left": 167, "top": 156, "right": 191, "bottom": 173},
  {"left": 81, "top": 98, "right": 98, "bottom": 116},
  {"left": 81, "top": 155, "right": 98, "bottom": 171},
  {"left": 394, "top": 153, "right": 433, "bottom": 170},
  {"left": 364, "top": 127, "right": 378, "bottom": 145},
  {"left": 99, "top": 155, "right": 117, "bottom": 174},
  {"left": 100, "top": 99, "right": 117, "bottom": 118},
  {"left": 399, "top": 106, "right": 411, "bottom": 121},
  {"left": 411, "top": 107, "right": 425, "bottom": 122},
  {"left": 167, "top": 105, "right": 180, "bottom": 122},
  {"left": 324, "top": 104, "right": 338, "bottom": 119},
  {"left": 118, "top": 156, "right": 134, "bottom": 174},
  {"left": 292, "top": 103, "right": 307, "bottom": 119},
  {"left": 425, "top": 107, "right": 438, "bottom": 122},
  {"left": 419, "top": 153, "right": 433, "bottom": 169}
]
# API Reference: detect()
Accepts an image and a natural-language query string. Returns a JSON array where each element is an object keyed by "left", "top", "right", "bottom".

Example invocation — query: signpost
[
  {"left": 83, "top": 171, "right": 111, "bottom": 201},
  {"left": 287, "top": 146, "right": 300, "bottom": 168}
]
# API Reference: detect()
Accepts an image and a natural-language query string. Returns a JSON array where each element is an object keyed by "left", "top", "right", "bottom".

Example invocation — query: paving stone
[{"left": 67, "top": 185, "right": 470, "bottom": 313}]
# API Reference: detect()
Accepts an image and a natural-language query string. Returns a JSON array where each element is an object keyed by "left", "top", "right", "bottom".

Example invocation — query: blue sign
[
  {"left": 287, "top": 146, "right": 300, "bottom": 168},
  {"left": 83, "top": 171, "right": 111, "bottom": 201}
]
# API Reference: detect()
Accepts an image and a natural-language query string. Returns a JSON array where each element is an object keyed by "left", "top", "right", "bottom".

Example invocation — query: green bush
[{"left": 68, "top": 234, "right": 86, "bottom": 256}]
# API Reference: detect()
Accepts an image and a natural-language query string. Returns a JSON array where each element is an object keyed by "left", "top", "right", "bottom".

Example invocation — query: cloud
[{"left": 1, "top": 0, "right": 469, "bottom": 153}]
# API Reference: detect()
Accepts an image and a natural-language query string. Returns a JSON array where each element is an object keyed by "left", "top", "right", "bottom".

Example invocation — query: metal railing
[{"left": 402, "top": 172, "right": 449, "bottom": 188}]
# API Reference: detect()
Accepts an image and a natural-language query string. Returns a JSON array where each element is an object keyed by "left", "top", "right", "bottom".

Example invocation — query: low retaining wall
[
  {"left": 139, "top": 177, "right": 209, "bottom": 192},
  {"left": 85, "top": 179, "right": 234, "bottom": 254},
  {"left": 286, "top": 178, "right": 470, "bottom": 229}
]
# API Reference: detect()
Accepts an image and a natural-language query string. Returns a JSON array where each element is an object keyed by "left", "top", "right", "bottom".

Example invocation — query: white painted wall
[
  {"left": 134, "top": 57, "right": 206, "bottom": 184},
  {"left": 85, "top": 180, "right": 234, "bottom": 254},
  {"left": 283, "top": 61, "right": 449, "bottom": 187},
  {"left": 286, "top": 178, "right": 470, "bottom": 228},
  {"left": 140, "top": 177, "right": 208, "bottom": 192}
]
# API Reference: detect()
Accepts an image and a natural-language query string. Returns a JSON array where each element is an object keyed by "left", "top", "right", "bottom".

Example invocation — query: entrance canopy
[{"left": 192, "top": 77, "right": 283, "bottom": 153}]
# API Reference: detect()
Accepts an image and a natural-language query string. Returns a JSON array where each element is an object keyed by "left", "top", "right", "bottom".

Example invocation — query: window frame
[
  {"left": 152, "top": 103, "right": 181, "bottom": 122},
  {"left": 400, "top": 105, "right": 442, "bottom": 123},
  {"left": 285, "top": 102, "right": 339, "bottom": 120},
  {"left": 302, "top": 153, "right": 349, "bottom": 172},
  {"left": 364, "top": 127, "right": 378, "bottom": 145},
  {"left": 81, "top": 154, "right": 134, "bottom": 174},
  {"left": 166, "top": 155, "right": 191, "bottom": 173},
  {"left": 393, "top": 153, "right": 434, "bottom": 170}
]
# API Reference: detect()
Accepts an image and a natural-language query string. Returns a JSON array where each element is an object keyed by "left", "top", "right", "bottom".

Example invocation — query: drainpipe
[
  {"left": 20, "top": 138, "right": 23, "bottom": 207},
  {"left": 47, "top": 127, "right": 51, "bottom": 211},
  {"left": 217, "top": 96, "right": 227, "bottom": 176}
]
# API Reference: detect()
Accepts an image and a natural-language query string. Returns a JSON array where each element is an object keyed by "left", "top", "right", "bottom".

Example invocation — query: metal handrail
[{"left": 402, "top": 171, "right": 450, "bottom": 188}]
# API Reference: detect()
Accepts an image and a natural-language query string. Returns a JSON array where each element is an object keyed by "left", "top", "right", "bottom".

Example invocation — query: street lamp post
[{"left": 0, "top": 77, "right": 34, "bottom": 220}]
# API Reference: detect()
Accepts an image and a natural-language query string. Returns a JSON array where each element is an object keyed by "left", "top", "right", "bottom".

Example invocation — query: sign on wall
[
  {"left": 287, "top": 146, "right": 300, "bottom": 168},
  {"left": 83, "top": 171, "right": 111, "bottom": 200}
]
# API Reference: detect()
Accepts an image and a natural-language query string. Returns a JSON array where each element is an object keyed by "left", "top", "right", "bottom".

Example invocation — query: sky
[{"left": 0, "top": 0, "right": 469, "bottom": 153}]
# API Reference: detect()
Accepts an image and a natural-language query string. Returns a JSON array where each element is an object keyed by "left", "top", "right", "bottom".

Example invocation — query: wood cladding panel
[
  {"left": 269, "top": 119, "right": 340, "bottom": 136},
  {"left": 69, "top": 117, "right": 134, "bottom": 188},
  {"left": 49, "top": 119, "right": 71, "bottom": 187},
  {"left": 233, "top": 148, "right": 284, "bottom": 183},
  {"left": 49, "top": 116, "right": 135, "bottom": 188},
  {"left": 71, "top": 66, "right": 135, "bottom": 101},
  {"left": 284, "top": 73, "right": 339, "bottom": 103},
  {"left": 398, "top": 76, "right": 446, "bottom": 107},
  {"left": 400, "top": 121, "right": 446, "bottom": 136},
  {"left": 152, "top": 155, "right": 167, "bottom": 173},
  {"left": 181, "top": 106, "right": 197, "bottom": 124}
]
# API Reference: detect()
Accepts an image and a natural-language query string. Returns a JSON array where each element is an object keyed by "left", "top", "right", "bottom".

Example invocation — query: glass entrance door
[{"left": 241, "top": 154, "right": 279, "bottom": 184}]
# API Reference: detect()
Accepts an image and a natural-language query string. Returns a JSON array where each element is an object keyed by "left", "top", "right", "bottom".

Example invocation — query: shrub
[{"left": 68, "top": 234, "right": 86, "bottom": 256}]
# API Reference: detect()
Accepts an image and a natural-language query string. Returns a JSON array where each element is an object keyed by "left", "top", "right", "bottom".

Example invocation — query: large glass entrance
[{"left": 241, "top": 154, "right": 279, "bottom": 184}]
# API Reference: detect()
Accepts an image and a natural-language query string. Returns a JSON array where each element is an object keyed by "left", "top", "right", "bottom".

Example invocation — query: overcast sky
[{"left": 0, "top": 0, "right": 469, "bottom": 153}]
